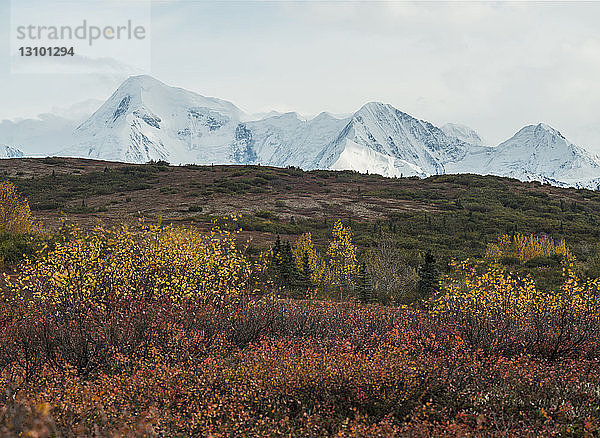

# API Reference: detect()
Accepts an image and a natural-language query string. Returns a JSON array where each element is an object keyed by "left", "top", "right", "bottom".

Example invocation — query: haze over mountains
[{"left": 2, "top": 75, "right": 600, "bottom": 189}]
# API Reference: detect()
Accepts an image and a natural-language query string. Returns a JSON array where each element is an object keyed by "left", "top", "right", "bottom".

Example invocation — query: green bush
[
  {"left": 256, "top": 210, "right": 277, "bottom": 219},
  {"left": 0, "top": 233, "right": 49, "bottom": 264}
]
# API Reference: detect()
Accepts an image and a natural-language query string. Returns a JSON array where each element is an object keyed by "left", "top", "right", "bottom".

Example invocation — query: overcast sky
[{"left": 1, "top": 0, "right": 600, "bottom": 150}]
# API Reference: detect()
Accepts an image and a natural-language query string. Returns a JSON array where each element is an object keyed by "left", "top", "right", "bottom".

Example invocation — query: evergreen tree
[
  {"left": 417, "top": 251, "right": 440, "bottom": 300},
  {"left": 270, "top": 236, "right": 300, "bottom": 291},
  {"left": 299, "top": 251, "right": 313, "bottom": 293},
  {"left": 281, "top": 241, "right": 298, "bottom": 288},
  {"left": 271, "top": 235, "right": 284, "bottom": 288},
  {"left": 356, "top": 262, "right": 374, "bottom": 303}
]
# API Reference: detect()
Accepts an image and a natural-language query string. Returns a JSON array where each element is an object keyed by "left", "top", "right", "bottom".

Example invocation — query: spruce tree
[
  {"left": 271, "top": 235, "right": 284, "bottom": 288},
  {"left": 356, "top": 262, "right": 374, "bottom": 304},
  {"left": 271, "top": 238, "right": 300, "bottom": 291},
  {"left": 281, "top": 241, "right": 298, "bottom": 289},
  {"left": 417, "top": 251, "right": 440, "bottom": 300},
  {"left": 300, "top": 251, "right": 313, "bottom": 291}
]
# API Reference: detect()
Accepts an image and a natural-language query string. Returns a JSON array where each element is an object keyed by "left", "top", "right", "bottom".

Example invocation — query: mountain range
[{"left": 2, "top": 75, "right": 600, "bottom": 189}]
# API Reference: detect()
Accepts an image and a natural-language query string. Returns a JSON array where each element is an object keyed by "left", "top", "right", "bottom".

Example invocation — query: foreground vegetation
[{"left": 1, "top": 173, "right": 600, "bottom": 436}]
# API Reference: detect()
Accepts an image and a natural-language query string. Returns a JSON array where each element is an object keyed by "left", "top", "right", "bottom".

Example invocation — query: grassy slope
[{"left": 4, "top": 157, "right": 600, "bottom": 274}]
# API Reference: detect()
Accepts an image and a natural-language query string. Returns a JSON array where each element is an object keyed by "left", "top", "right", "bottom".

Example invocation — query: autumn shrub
[
  {"left": 433, "top": 260, "right": 600, "bottom": 359},
  {"left": 364, "top": 236, "right": 418, "bottom": 304},
  {"left": 486, "top": 233, "right": 573, "bottom": 263},
  {"left": 2, "top": 308, "right": 599, "bottom": 436},
  {"left": 4, "top": 221, "right": 257, "bottom": 314},
  {"left": 0, "top": 222, "right": 264, "bottom": 380},
  {"left": 217, "top": 298, "right": 411, "bottom": 348},
  {"left": 0, "top": 181, "right": 44, "bottom": 267},
  {"left": 0, "top": 387, "right": 58, "bottom": 438},
  {"left": 15, "top": 299, "right": 191, "bottom": 378},
  {"left": 0, "top": 232, "right": 48, "bottom": 265},
  {"left": 0, "top": 180, "right": 37, "bottom": 234}
]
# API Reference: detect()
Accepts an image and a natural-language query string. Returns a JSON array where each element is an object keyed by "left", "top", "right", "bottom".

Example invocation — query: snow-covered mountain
[
  {"left": 62, "top": 75, "right": 246, "bottom": 164},
  {"left": 241, "top": 111, "right": 350, "bottom": 168},
  {"left": 2, "top": 74, "right": 600, "bottom": 188},
  {"left": 314, "top": 103, "right": 476, "bottom": 177},
  {"left": 442, "top": 123, "right": 484, "bottom": 147},
  {"left": 480, "top": 124, "right": 600, "bottom": 188},
  {"left": 0, "top": 145, "right": 24, "bottom": 158}
]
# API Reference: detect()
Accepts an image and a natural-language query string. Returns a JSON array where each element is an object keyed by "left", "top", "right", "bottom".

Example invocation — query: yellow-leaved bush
[
  {"left": 432, "top": 259, "right": 600, "bottom": 321},
  {"left": 485, "top": 233, "right": 573, "bottom": 263},
  {"left": 4, "top": 221, "right": 258, "bottom": 313},
  {"left": 327, "top": 220, "right": 357, "bottom": 289},
  {"left": 291, "top": 232, "right": 332, "bottom": 285},
  {"left": 0, "top": 180, "right": 37, "bottom": 234}
]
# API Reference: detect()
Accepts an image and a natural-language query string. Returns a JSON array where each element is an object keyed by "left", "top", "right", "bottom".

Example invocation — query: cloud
[{"left": 10, "top": 53, "right": 146, "bottom": 75}]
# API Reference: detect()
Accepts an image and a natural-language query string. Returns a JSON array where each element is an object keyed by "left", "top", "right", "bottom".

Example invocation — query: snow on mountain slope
[
  {"left": 0, "top": 100, "right": 101, "bottom": 156},
  {"left": 62, "top": 75, "right": 246, "bottom": 164},
  {"left": 60, "top": 75, "right": 350, "bottom": 168},
  {"left": 480, "top": 124, "right": 600, "bottom": 187},
  {"left": 239, "top": 112, "right": 349, "bottom": 168},
  {"left": 442, "top": 123, "right": 484, "bottom": 146},
  {"left": 313, "top": 102, "right": 474, "bottom": 177},
  {"left": 0, "top": 116, "right": 74, "bottom": 156},
  {"left": 582, "top": 177, "right": 600, "bottom": 191},
  {"left": 0, "top": 145, "right": 24, "bottom": 158},
  {"left": 4, "top": 75, "right": 600, "bottom": 188}
]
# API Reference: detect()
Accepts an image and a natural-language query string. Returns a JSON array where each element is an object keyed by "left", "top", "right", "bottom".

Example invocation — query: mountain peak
[
  {"left": 112, "top": 75, "right": 172, "bottom": 103},
  {"left": 67, "top": 74, "right": 246, "bottom": 164},
  {"left": 503, "top": 123, "right": 577, "bottom": 153},
  {"left": 0, "top": 145, "right": 23, "bottom": 158},
  {"left": 535, "top": 123, "right": 565, "bottom": 139},
  {"left": 517, "top": 123, "right": 566, "bottom": 140},
  {"left": 119, "top": 75, "right": 166, "bottom": 90},
  {"left": 353, "top": 102, "right": 416, "bottom": 124},
  {"left": 484, "top": 122, "right": 600, "bottom": 186},
  {"left": 442, "top": 123, "right": 484, "bottom": 146},
  {"left": 357, "top": 101, "right": 395, "bottom": 113},
  {"left": 86, "top": 75, "right": 245, "bottom": 128}
]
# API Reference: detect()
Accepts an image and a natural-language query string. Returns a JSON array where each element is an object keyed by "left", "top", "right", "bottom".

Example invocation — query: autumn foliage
[
  {"left": 1, "top": 217, "right": 600, "bottom": 436},
  {"left": 0, "top": 180, "right": 36, "bottom": 234},
  {"left": 4, "top": 221, "right": 255, "bottom": 312},
  {"left": 433, "top": 260, "right": 600, "bottom": 360},
  {"left": 486, "top": 233, "right": 573, "bottom": 263}
]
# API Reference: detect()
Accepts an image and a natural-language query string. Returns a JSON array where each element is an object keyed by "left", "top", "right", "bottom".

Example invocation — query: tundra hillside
[{"left": 1, "top": 158, "right": 600, "bottom": 436}]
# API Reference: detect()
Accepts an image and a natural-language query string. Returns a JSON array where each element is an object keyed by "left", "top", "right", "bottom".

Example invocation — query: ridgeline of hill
[{"left": 3, "top": 157, "right": 600, "bottom": 270}]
